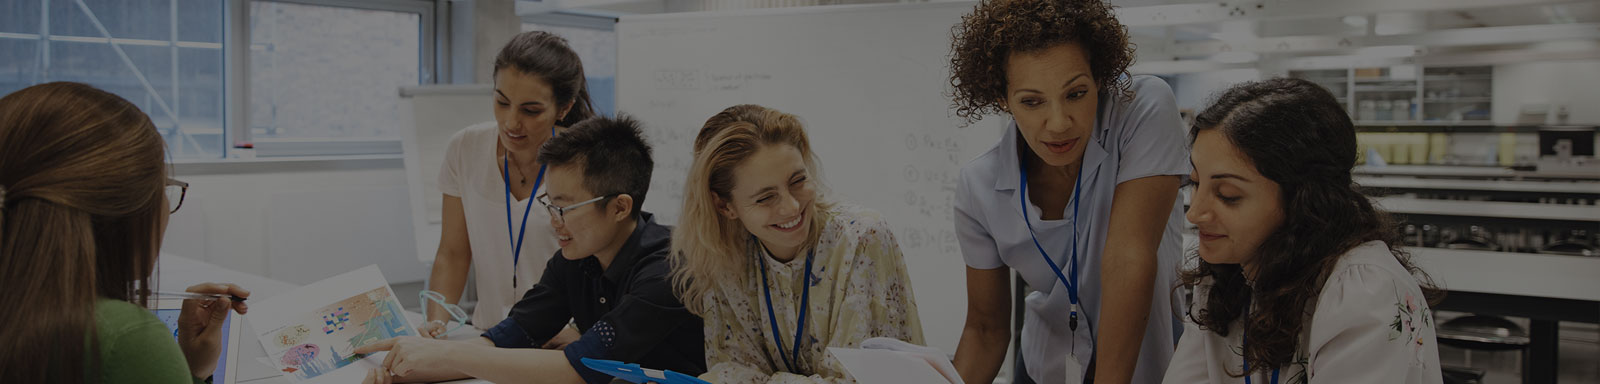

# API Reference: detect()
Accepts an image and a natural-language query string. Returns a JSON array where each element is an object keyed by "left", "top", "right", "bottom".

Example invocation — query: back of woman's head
[
  {"left": 0, "top": 82, "right": 167, "bottom": 383},
  {"left": 494, "top": 30, "right": 597, "bottom": 127},
  {"left": 671, "top": 104, "right": 827, "bottom": 314},
  {"left": 1181, "top": 77, "right": 1436, "bottom": 375}
]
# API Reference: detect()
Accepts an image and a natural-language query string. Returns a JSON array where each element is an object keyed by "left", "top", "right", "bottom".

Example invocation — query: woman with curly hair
[
  {"left": 946, "top": 0, "right": 1189, "bottom": 383},
  {"left": 1164, "top": 78, "right": 1442, "bottom": 383}
]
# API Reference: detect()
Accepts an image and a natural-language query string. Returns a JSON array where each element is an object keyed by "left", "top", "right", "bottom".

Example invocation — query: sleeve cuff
[
  {"left": 563, "top": 339, "right": 615, "bottom": 384},
  {"left": 481, "top": 317, "right": 536, "bottom": 348},
  {"left": 562, "top": 322, "right": 617, "bottom": 384}
]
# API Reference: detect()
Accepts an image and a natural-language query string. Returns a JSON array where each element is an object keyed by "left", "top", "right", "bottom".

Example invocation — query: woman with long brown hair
[
  {"left": 420, "top": 30, "right": 598, "bottom": 342},
  {"left": 0, "top": 82, "right": 250, "bottom": 383},
  {"left": 1164, "top": 78, "right": 1442, "bottom": 383}
]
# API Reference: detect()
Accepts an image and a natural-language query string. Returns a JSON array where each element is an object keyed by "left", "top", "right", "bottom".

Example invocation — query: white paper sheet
[
  {"left": 828, "top": 347, "right": 957, "bottom": 384},
  {"left": 246, "top": 265, "right": 417, "bottom": 384}
]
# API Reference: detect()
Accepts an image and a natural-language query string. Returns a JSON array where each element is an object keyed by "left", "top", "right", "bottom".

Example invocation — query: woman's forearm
[
  {"left": 426, "top": 251, "right": 471, "bottom": 322},
  {"left": 1093, "top": 248, "right": 1157, "bottom": 384}
]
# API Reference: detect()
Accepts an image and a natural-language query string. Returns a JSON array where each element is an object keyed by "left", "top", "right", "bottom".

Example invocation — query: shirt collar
[{"left": 599, "top": 212, "right": 659, "bottom": 283}]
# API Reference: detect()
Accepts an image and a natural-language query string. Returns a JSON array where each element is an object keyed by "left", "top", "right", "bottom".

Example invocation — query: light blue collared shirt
[{"left": 954, "top": 75, "right": 1190, "bottom": 383}]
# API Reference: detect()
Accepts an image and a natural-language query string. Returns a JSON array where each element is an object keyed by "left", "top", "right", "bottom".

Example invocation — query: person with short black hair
[{"left": 357, "top": 115, "right": 706, "bottom": 384}]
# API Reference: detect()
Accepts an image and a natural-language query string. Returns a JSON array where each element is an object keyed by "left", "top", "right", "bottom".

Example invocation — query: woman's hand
[
  {"left": 417, "top": 320, "right": 449, "bottom": 339},
  {"left": 540, "top": 324, "right": 581, "bottom": 350},
  {"left": 176, "top": 282, "right": 250, "bottom": 379}
]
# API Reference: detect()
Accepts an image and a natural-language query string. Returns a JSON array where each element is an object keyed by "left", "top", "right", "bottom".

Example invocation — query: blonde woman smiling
[{"left": 671, "top": 104, "right": 924, "bottom": 383}]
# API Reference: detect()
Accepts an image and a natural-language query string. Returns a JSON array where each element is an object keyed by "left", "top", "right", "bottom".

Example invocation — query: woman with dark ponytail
[
  {"left": 421, "top": 30, "right": 599, "bottom": 340},
  {"left": 1164, "top": 77, "right": 1443, "bottom": 383}
]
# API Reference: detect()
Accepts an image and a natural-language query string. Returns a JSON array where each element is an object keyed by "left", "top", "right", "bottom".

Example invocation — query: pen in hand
[{"left": 153, "top": 291, "right": 248, "bottom": 303}]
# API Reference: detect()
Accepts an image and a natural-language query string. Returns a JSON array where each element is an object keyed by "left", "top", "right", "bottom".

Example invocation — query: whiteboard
[
  {"left": 619, "top": 1, "right": 1009, "bottom": 353},
  {"left": 400, "top": 84, "right": 494, "bottom": 263}
]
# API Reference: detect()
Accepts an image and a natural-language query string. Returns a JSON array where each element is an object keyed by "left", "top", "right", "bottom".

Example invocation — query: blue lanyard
[
  {"left": 1242, "top": 305, "right": 1279, "bottom": 384},
  {"left": 502, "top": 128, "right": 551, "bottom": 289},
  {"left": 757, "top": 242, "right": 815, "bottom": 374},
  {"left": 1019, "top": 163, "right": 1086, "bottom": 331}
]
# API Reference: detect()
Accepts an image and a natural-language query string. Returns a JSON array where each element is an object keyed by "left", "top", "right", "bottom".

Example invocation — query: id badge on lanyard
[
  {"left": 1019, "top": 164, "right": 1091, "bottom": 384},
  {"left": 1063, "top": 354, "right": 1084, "bottom": 384},
  {"left": 504, "top": 126, "right": 552, "bottom": 294}
]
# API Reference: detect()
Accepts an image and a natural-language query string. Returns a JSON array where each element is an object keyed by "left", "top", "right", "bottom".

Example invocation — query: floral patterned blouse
[
  {"left": 699, "top": 203, "right": 925, "bottom": 383},
  {"left": 1163, "top": 241, "right": 1444, "bottom": 384}
]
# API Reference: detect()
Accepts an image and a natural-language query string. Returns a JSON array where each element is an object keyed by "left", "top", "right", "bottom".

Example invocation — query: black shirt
[{"left": 481, "top": 212, "right": 705, "bottom": 383}]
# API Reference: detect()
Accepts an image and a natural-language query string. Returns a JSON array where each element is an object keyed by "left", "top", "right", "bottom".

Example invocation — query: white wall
[
  {"left": 160, "top": 158, "right": 431, "bottom": 287},
  {"left": 1493, "top": 59, "right": 1600, "bottom": 126}
]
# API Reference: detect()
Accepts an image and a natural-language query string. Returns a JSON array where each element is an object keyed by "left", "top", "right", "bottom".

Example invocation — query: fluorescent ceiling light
[
  {"left": 1356, "top": 45, "right": 1418, "bottom": 58},
  {"left": 1342, "top": 15, "right": 1369, "bottom": 27},
  {"left": 1211, "top": 51, "right": 1260, "bottom": 64},
  {"left": 1532, "top": 40, "right": 1600, "bottom": 52},
  {"left": 1543, "top": 5, "right": 1577, "bottom": 24},
  {"left": 1209, "top": 20, "right": 1256, "bottom": 42}
]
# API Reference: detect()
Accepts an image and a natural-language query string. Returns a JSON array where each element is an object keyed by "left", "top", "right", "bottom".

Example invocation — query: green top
[{"left": 94, "top": 298, "right": 207, "bottom": 384}]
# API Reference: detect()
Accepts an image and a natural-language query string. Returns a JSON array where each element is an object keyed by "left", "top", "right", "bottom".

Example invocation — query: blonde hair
[
  {"left": 0, "top": 82, "right": 167, "bottom": 382},
  {"left": 671, "top": 104, "right": 832, "bottom": 314}
]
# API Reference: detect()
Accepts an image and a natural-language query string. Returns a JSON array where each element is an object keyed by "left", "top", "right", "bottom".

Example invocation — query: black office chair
[{"left": 1436, "top": 314, "right": 1530, "bottom": 384}]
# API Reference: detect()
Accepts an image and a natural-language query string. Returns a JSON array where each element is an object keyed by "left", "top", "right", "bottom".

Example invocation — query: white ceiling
[{"left": 519, "top": 0, "right": 1600, "bottom": 69}]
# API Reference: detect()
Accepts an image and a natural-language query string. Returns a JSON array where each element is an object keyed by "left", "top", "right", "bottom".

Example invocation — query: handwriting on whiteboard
[{"left": 654, "top": 70, "right": 701, "bottom": 90}]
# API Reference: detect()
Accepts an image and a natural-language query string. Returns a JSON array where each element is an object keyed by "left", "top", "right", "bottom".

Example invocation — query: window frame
[
  {"left": 231, "top": 0, "right": 439, "bottom": 158},
  {"left": 4, "top": 0, "right": 442, "bottom": 161}
]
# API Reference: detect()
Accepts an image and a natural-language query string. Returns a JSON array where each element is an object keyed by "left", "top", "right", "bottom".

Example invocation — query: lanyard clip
[{"left": 1069, "top": 303, "right": 1080, "bottom": 331}]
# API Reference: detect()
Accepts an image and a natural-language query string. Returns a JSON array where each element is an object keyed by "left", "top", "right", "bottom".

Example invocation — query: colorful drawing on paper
[
  {"left": 323, "top": 307, "right": 350, "bottom": 334},
  {"left": 260, "top": 287, "right": 414, "bottom": 381},
  {"left": 277, "top": 325, "right": 311, "bottom": 347}
]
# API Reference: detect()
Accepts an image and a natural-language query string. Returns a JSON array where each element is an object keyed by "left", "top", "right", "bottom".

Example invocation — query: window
[
  {"left": 523, "top": 20, "right": 617, "bottom": 117},
  {"left": 0, "top": 0, "right": 226, "bottom": 159},
  {"left": 249, "top": 1, "right": 423, "bottom": 141},
  {"left": 0, "top": 0, "right": 434, "bottom": 160}
]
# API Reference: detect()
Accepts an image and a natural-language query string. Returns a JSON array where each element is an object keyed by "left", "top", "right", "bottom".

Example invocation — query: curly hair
[
  {"left": 1180, "top": 78, "right": 1442, "bottom": 377},
  {"left": 948, "top": 0, "right": 1136, "bottom": 124}
]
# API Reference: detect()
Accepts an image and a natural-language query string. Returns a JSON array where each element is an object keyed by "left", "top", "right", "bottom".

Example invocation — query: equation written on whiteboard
[
  {"left": 895, "top": 226, "right": 959, "bottom": 254},
  {"left": 652, "top": 70, "right": 774, "bottom": 92},
  {"left": 902, "top": 189, "right": 955, "bottom": 220},
  {"left": 709, "top": 72, "right": 772, "bottom": 91},
  {"left": 654, "top": 70, "right": 702, "bottom": 90},
  {"left": 903, "top": 132, "right": 962, "bottom": 153}
]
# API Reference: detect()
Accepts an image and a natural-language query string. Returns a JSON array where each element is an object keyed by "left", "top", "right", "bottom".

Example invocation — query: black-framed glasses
[
  {"left": 165, "top": 178, "right": 188, "bottom": 214},
  {"left": 536, "top": 192, "right": 611, "bottom": 226}
]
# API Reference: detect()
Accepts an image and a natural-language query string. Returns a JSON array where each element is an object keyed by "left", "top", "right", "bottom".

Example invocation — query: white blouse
[
  {"left": 1163, "top": 241, "right": 1444, "bottom": 384},
  {"left": 437, "top": 121, "right": 561, "bottom": 328}
]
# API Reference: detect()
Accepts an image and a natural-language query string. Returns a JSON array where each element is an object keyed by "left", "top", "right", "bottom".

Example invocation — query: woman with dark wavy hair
[{"left": 1164, "top": 77, "right": 1443, "bottom": 383}]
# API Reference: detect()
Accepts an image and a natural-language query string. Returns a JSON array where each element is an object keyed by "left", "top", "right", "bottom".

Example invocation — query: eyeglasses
[
  {"left": 536, "top": 193, "right": 612, "bottom": 226},
  {"left": 419, "top": 290, "right": 469, "bottom": 335},
  {"left": 165, "top": 178, "right": 188, "bottom": 214}
]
